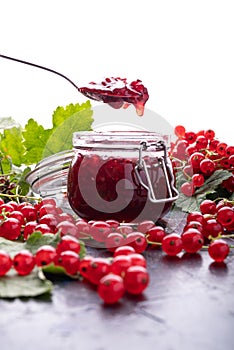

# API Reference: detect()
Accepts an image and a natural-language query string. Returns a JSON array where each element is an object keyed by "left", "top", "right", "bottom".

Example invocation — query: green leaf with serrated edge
[
  {"left": 0, "top": 155, "right": 12, "bottom": 174},
  {"left": 194, "top": 169, "right": 232, "bottom": 195},
  {"left": 175, "top": 192, "right": 206, "bottom": 213},
  {"left": 0, "top": 237, "right": 24, "bottom": 258},
  {"left": 22, "top": 119, "right": 52, "bottom": 165},
  {"left": 25, "top": 231, "right": 61, "bottom": 255},
  {"left": 16, "top": 166, "right": 31, "bottom": 196},
  {"left": 0, "top": 268, "right": 53, "bottom": 298},
  {"left": 42, "top": 103, "right": 93, "bottom": 158},
  {"left": 0, "top": 127, "right": 25, "bottom": 166},
  {"left": 52, "top": 101, "right": 92, "bottom": 128}
]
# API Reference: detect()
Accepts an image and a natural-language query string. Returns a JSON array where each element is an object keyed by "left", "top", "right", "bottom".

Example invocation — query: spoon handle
[{"left": 0, "top": 54, "right": 80, "bottom": 91}]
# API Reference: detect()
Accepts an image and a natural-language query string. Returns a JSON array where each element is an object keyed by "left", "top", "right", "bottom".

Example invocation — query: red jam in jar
[{"left": 67, "top": 131, "right": 178, "bottom": 223}]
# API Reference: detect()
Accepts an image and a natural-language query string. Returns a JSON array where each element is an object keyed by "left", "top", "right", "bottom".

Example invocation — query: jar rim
[{"left": 72, "top": 130, "right": 170, "bottom": 149}]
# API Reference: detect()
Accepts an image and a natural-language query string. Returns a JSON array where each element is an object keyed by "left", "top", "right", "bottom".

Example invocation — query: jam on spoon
[{"left": 0, "top": 54, "right": 149, "bottom": 116}]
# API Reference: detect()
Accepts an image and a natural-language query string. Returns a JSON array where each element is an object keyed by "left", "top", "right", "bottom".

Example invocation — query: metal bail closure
[{"left": 135, "top": 141, "right": 179, "bottom": 203}]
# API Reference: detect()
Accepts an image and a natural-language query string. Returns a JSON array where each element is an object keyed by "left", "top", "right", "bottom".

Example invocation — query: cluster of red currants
[
  {"left": 0, "top": 234, "right": 81, "bottom": 277},
  {"left": 181, "top": 198, "right": 234, "bottom": 262},
  {"left": 0, "top": 232, "right": 149, "bottom": 305},
  {"left": 170, "top": 125, "right": 234, "bottom": 196}
]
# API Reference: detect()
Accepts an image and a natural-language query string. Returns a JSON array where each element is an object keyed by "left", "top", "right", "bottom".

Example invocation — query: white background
[{"left": 0, "top": 0, "right": 234, "bottom": 144}]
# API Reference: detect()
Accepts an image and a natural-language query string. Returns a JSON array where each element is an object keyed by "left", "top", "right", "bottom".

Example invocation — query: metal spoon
[{"left": 0, "top": 54, "right": 148, "bottom": 115}]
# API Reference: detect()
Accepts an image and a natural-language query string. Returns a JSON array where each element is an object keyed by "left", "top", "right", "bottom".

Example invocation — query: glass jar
[
  {"left": 25, "top": 150, "right": 75, "bottom": 213},
  {"left": 67, "top": 131, "right": 178, "bottom": 223}
]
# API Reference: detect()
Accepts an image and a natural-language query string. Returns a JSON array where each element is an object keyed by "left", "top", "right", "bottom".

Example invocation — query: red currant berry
[
  {"left": 176, "top": 139, "right": 189, "bottom": 154},
  {"left": 192, "top": 173, "right": 205, "bottom": 187},
  {"left": 199, "top": 159, "right": 215, "bottom": 176},
  {"left": 186, "top": 211, "right": 205, "bottom": 225},
  {"left": 174, "top": 125, "right": 186, "bottom": 138},
  {"left": 39, "top": 214, "right": 59, "bottom": 232},
  {"left": 113, "top": 245, "right": 136, "bottom": 257},
  {"left": 129, "top": 253, "right": 147, "bottom": 267},
  {"left": 105, "top": 219, "right": 120, "bottom": 229},
  {"left": 98, "top": 273, "right": 125, "bottom": 304},
  {"left": 209, "top": 139, "right": 219, "bottom": 151},
  {"left": 55, "top": 250, "right": 80, "bottom": 275},
  {"left": 225, "top": 145, "right": 234, "bottom": 157},
  {"left": 23, "top": 221, "right": 37, "bottom": 240},
  {"left": 204, "top": 129, "right": 215, "bottom": 140},
  {"left": 203, "top": 219, "right": 224, "bottom": 238},
  {"left": 208, "top": 239, "right": 230, "bottom": 262},
  {"left": 196, "top": 135, "right": 208, "bottom": 150},
  {"left": 161, "top": 233, "right": 183, "bottom": 256},
  {"left": 181, "top": 228, "right": 204, "bottom": 253},
  {"left": 137, "top": 220, "right": 155, "bottom": 234},
  {"left": 184, "top": 220, "right": 204, "bottom": 235},
  {"left": 125, "top": 232, "right": 148, "bottom": 253},
  {"left": 124, "top": 266, "right": 149, "bottom": 295},
  {"left": 9, "top": 210, "right": 25, "bottom": 226},
  {"left": 216, "top": 142, "right": 227, "bottom": 156},
  {"left": 87, "top": 257, "right": 111, "bottom": 285},
  {"left": 184, "top": 131, "right": 197, "bottom": 144},
  {"left": 110, "top": 255, "right": 132, "bottom": 276},
  {"left": 116, "top": 225, "right": 134, "bottom": 235},
  {"left": 56, "top": 221, "right": 79, "bottom": 237},
  {"left": 146, "top": 226, "right": 166, "bottom": 245},
  {"left": 20, "top": 205, "right": 37, "bottom": 222},
  {"left": 180, "top": 182, "right": 194, "bottom": 196},
  {"left": 78, "top": 255, "right": 93, "bottom": 280},
  {"left": 35, "top": 245, "right": 57, "bottom": 267},
  {"left": 90, "top": 221, "right": 112, "bottom": 242},
  {"left": 189, "top": 152, "right": 205, "bottom": 170},
  {"left": 0, "top": 218, "right": 22, "bottom": 240},
  {"left": 56, "top": 235, "right": 81, "bottom": 255},
  {"left": 13, "top": 250, "right": 35, "bottom": 275},
  {"left": 216, "top": 206, "right": 234, "bottom": 227},
  {"left": 105, "top": 232, "right": 124, "bottom": 252},
  {"left": 200, "top": 200, "right": 217, "bottom": 215},
  {"left": 75, "top": 220, "right": 91, "bottom": 239},
  {"left": 0, "top": 250, "right": 13, "bottom": 276}
]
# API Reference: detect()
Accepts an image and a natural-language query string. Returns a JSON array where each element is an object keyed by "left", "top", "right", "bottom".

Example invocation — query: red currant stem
[
  {"left": 146, "top": 237, "right": 162, "bottom": 246},
  {"left": 0, "top": 208, "right": 9, "bottom": 220},
  {"left": 79, "top": 231, "right": 94, "bottom": 240},
  {"left": 213, "top": 197, "right": 234, "bottom": 205},
  {"left": 170, "top": 157, "right": 186, "bottom": 170},
  {"left": 0, "top": 192, "right": 41, "bottom": 202}
]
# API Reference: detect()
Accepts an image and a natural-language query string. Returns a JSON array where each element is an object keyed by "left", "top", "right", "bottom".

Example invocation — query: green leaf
[
  {"left": 0, "top": 269, "right": 53, "bottom": 298},
  {"left": 0, "top": 154, "right": 12, "bottom": 174},
  {"left": 52, "top": 101, "right": 92, "bottom": 128},
  {"left": 16, "top": 166, "right": 31, "bottom": 196},
  {"left": 175, "top": 169, "right": 232, "bottom": 213},
  {"left": 22, "top": 119, "right": 52, "bottom": 165},
  {"left": 22, "top": 101, "right": 93, "bottom": 163},
  {"left": 25, "top": 231, "right": 61, "bottom": 255},
  {"left": 194, "top": 169, "right": 232, "bottom": 195},
  {"left": 0, "top": 237, "right": 24, "bottom": 258},
  {"left": 0, "top": 126, "right": 25, "bottom": 166},
  {"left": 42, "top": 101, "right": 93, "bottom": 158},
  {"left": 175, "top": 192, "right": 206, "bottom": 212}
]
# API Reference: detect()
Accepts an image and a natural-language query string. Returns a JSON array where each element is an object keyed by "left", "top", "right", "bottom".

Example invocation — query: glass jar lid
[{"left": 72, "top": 130, "right": 170, "bottom": 149}]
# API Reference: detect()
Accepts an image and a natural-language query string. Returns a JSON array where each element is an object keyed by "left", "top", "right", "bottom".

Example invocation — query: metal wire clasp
[{"left": 135, "top": 141, "right": 179, "bottom": 203}]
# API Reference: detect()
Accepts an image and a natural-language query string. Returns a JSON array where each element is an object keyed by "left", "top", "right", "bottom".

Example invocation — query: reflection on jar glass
[{"left": 67, "top": 131, "right": 178, "bottom": 223}]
